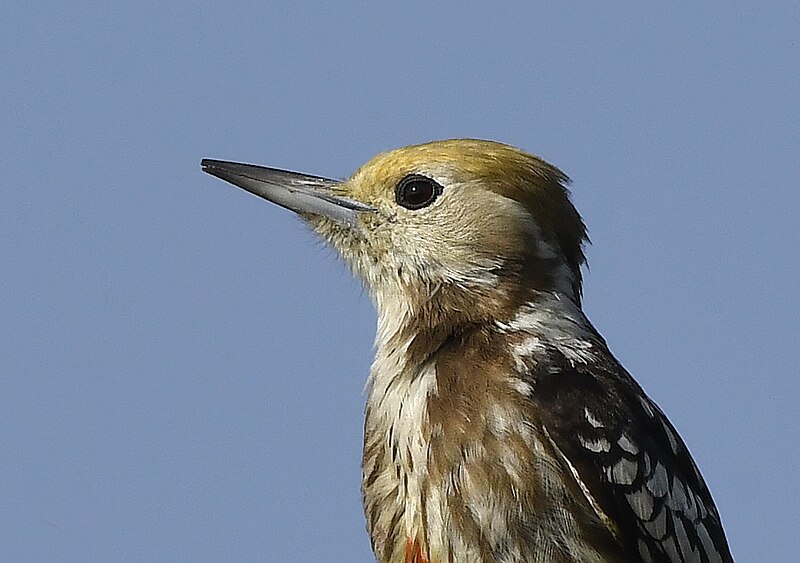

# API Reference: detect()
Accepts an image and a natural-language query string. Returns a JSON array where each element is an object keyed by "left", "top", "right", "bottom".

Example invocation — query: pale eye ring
[{"left": 395, "top": 174, "right": 443, "bottom": 210}]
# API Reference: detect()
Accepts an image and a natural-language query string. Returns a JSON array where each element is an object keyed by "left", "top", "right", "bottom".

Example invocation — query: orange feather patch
[{"left": 405, "top": 537, "right": 429, "bottom": 563}]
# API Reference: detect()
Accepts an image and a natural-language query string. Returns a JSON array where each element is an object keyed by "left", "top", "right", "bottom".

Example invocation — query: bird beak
[{"left": 201, "top": 159, "right": 374, "bottom": 228}]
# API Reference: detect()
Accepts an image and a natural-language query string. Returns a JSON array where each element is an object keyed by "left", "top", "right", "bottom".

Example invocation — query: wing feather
[{"left": 529, "top": 352, "right": 733, "bottom": 562}]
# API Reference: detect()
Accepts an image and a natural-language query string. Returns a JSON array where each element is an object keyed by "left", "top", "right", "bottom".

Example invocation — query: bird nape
[{"left": 201, "top": 139, "right": 733, "bottom": 563}]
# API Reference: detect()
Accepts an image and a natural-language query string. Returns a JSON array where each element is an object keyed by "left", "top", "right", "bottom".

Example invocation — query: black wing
[{"left": 530, "top": 350, "right": 733, "bottom": 562}]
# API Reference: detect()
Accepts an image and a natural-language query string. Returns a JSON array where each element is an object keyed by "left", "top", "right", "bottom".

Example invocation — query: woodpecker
[{"left": 201, "top": 140, "right": 733, "bottom": 563}]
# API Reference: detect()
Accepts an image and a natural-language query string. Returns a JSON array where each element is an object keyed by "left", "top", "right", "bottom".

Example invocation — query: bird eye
[{"left": 395, "top": 174, "right": 443, "bottom": 210}]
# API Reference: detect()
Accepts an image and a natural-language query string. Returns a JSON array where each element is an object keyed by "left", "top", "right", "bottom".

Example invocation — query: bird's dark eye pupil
[{"left": 396, "top": 174, "right": 442, "bottom": 210}]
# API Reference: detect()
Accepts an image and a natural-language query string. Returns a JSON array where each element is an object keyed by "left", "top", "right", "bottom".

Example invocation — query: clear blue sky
[{"left": 2, "top": 3, "right": 798, "bottom": 561}]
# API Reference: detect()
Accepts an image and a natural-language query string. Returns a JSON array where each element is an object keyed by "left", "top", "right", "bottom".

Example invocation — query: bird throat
[{"left": 363, "top": 291, "right": 438, "bottom": 563}]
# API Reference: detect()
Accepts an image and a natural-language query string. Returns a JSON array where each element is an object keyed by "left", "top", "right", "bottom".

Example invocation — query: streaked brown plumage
[{"left": 202, "top": 139, "right": 733, "bottom": 562}]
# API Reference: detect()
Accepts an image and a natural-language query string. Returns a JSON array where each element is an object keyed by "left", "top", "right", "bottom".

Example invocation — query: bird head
[{"left": 202, "top": 139, "right": 588, "bottom": 334}]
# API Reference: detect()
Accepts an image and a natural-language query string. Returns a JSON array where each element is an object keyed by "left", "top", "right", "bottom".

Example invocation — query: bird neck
[{"left": 371, "top": 276, "right": 587, "bottom": 372}]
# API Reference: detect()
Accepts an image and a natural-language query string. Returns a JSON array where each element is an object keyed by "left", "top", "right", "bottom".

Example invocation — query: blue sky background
[{"left": 2, "top": 3, "right": 798, "bottom": 561}]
